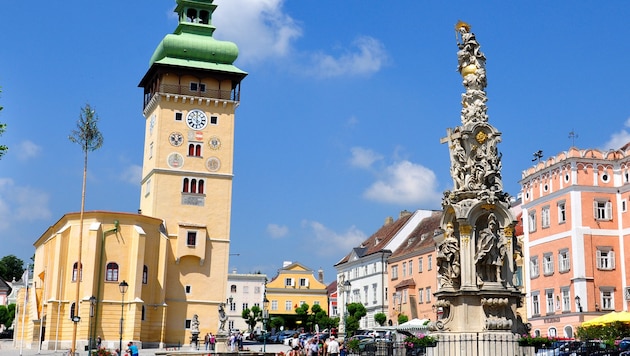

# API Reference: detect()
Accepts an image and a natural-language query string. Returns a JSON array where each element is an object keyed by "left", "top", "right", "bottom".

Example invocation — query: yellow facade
[
  {"left": 266, "top": 262, "right": 328, "bottom": 317},
  {"left": 13, "top": 0, "right": 246, "bottom": 351}
]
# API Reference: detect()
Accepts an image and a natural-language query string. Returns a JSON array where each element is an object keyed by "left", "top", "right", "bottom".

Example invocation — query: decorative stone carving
[
  {"left": 474, "top": 213, "right": 508, "bottom": 285},
  {"left": 436, "top": 222, "right": 460, "bottom": 288},
  {"left": 218, "top": 303, "right": 228, "bottom": 333}
]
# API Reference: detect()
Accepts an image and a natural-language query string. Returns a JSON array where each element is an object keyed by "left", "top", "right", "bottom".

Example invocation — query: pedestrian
[
  {"left": 327, "top": 336, "right": 340, "bottom": 356},
  {"left": 210, "top": 332, "right": 216, "bottom": 351},
  {"left": 204, "top": 333, "right": 210, "bottom": 351},
  {"left": 128, "top": 341, "right": 139, "bottom": 356},
  {"left": 97, "top": 335, "right": 102, "bottom": 349}
]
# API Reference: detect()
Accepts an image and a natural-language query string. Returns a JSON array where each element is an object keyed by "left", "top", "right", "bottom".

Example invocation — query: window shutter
[
  {"left": 606, "top": 201, "right": 613, "bottom": 220},
  {"left": 611, "top": 251, "right": 616, "bottom": 269},
  {"left": 596, "top": 250, "right": 602, "bottom": 269},
  {"left": 305, "top": 279, "right": 309, "bottom": 287},
  {"left": 593, "top": 201, "right": 598, "bottom": 219},
  {"left": 291, "top": 278, "right": 295, "bottom": 286}
]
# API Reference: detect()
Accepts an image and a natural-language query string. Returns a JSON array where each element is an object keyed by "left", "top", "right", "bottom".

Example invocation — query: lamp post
[
  {"left": 88, "top": 296, "right": 96, "bottom": 352},
  {"left": 262, "top": 295, "right": 269, "bottom": 352},
  {"left": 342, "top": 280, "right": 351, "bottom": 337},
  {"left": 119, "top": 280, "right": 129, "bottom": 354}
]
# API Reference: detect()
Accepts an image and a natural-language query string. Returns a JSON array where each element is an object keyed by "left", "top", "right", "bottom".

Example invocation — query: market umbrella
[{"left": 582, "top": 311, "right": 630, "bottom": 327}]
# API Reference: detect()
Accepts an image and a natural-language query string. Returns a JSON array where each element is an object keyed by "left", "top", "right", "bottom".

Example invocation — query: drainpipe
[{"left": 93, "top": 220, "right": 119, "bottom": 346}]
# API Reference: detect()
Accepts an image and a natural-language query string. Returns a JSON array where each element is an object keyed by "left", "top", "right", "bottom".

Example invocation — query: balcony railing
[{"left": 144, "top": 83, "right": 240, "bottom": 108}]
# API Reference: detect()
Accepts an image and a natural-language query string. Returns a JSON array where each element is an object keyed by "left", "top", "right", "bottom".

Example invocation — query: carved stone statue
[
  {"left": 474, "top": 213, "right": 507, "bottom": 284},
  {"left": 218, "top": 303, "right": 228, "bottom": 332},
  {"left": 437, "top": 223, "right": 460, "bottom": 288}
]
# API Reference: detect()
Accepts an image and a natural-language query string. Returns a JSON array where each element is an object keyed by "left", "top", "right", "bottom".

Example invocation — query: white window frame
[
  {"left": 426, "top": 287, "right": 432, "bottom": 302},
  {"left": 600, "top": 287, "right": 615, "bottom": 310},
  {"left": 594, "top": 200, "right": 613, "bottom": 221},
  {"left": 285, "top": 277, "right": 295, "bottom": 287},
  {"left": 541, "top": 206, "right": 550, "bottom": 228},
  {"left": 402, "top": 262, "right": 407, "bottom": 277},
  {"left": 558, "top": 201, "right": 566, "bottom": 224},
  {"left": 543, "top": 253, "right": 554, "bottom": 276},
  {"left": 530, "top": 256, "right": 540, "bottom": 278},
  {"left": 596, "top": 247, "right": 615, "bottom": 270},
  {"left": 546, "top": 290, "right": 554, "bottom": 314},
  {"left": 299, "top": 278, "right": 309, "bottom": 287},
  {"left": 558, "top": 249, "right": 570, "bottom": 273},
  {"left": 391, "top": 265, "right": 399, "bottom": 280},
  {"left": 529, "top": 210, "right": 537, "bottom": 232},
  {"left": 372, "top": 284, "right": 377, "bottom": 304},
  {"left": 418, "top": 288, "right": 424, "bottom": 303},
  {"left": 271, "top": 300, "right": 278, "bottom": 311},
  {"left": 428, "top": 255, "right": 433, "bottom": 271},
  {"left": 285, "top": 301, "right": 292, "bottom": 311},
  {"left": 532, "top": 292, "right": 540, "bottom": 315},
  {"left": 561, "top": 288, "right": 571, "bottom": 312},
  {"left": 408, "top": 260, "right": 413, "bottom": 275},
  {"left": 418, "top": 257, "right": 423, "bottom": 273}
]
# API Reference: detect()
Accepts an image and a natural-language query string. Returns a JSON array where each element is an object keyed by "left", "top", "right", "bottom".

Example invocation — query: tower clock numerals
[
  {"left": 169, "top": 132, "right": 184, "bottom": 146},
  {"left": 186, "top": 109, "right": 208, "bottom": 130}
]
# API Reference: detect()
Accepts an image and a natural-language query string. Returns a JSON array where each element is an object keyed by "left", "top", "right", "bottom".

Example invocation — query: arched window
[
  {"left": 183, "top": 178, "right": 190, "bottom": 193},
  {"left": 198, "top": 180, "right": 204, "bottom": 194},
  {"left": 188, "top": 144, "right": 195, "bottom": 156},
  {"left": 186, "top": 8, "right": 198, "bottom": 23},
  {"left": 106, "top": 262, "right": 119, "bottom": 281},
  {"left": 191, "top": 179, "right": 198, "bottom": 193},
  {"left": 70, "top": 302, "right": 76, "bottom": 320},
  {"left": 142, "top": 265, "right": 148, "bottom": 284},
  {"left": 72, "top": 262, "right": 82, "bottom": 282},
  {"left": 141, "top": 305, "right": 146, "bottom": 321},
  {"left": 195, "top": 144, "right": 201, "bottom": 157}
]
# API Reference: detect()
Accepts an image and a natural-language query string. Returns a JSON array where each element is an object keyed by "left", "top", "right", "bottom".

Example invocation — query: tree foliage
[
  {"left": 0, "top": 255, "right": 24, "bottom": 282},
  {"left": 398, "top": 313, "right": 409, "bottom": 325},
  {"left": 374, "top": 312, "right": 387, "bottom": 326},
  {"left": 345, "top": 302, "right": 367, "bottom": 336},
  {"left": 0, "top": 304, "right": 15, "bottom": 329},
  {"left": 576, "top": 322, "right": 630, "bottom": 345},
  {"left": 69, "top": 104, "right": 103, "bottom": 154},
  {"left": 241, "top": 305, "right": 262, "bottom": 332}
]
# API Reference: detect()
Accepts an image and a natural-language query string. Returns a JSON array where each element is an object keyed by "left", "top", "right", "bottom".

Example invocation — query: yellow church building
[{"left": 14, "top": 0, "right": 246, "bottom": 351}]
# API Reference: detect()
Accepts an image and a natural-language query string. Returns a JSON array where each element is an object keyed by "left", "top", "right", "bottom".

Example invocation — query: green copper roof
[{"left": 149, "top": 0, "right": 246, "bottom": 75}]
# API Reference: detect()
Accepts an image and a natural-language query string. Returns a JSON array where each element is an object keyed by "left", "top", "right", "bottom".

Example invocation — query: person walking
[
  {"left": 204, "top": 333, "right": 211, "bottom": 351},
  {"left": 327, "top": 336, "right": 340, "bottom": 356},
  {"left": 127, "top": 341, "right": 139, "bottom": 356},
  {"left": 209, "top": 333, "right": 216, "bottom": 351}
]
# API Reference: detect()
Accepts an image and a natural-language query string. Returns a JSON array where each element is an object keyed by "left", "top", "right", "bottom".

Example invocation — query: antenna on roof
[{"left": 532, "top": 150, "right": 543, "bottom": 163}]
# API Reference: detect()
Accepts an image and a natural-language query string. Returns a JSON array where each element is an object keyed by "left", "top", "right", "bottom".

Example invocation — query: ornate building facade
[{"left": 521, "top": 145, "right": 630, "bottom": 338}]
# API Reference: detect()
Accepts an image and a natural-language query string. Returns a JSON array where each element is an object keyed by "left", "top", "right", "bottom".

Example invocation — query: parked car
[
  {"left": 0, "top": 329, "right": 13, "bottom": 339},
  {"left": 256, "top": 332, "right": 272, "bottom": 343},
  {"left": 620, "top": 337, "right": 630, "bottom": 351},
  {"left": 276, "top": 330, "right": 297, "bottom": 344}
]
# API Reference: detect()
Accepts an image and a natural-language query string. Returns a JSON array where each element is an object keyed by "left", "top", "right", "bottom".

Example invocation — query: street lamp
[
  {"left": 575, "top": 295, "right": 583, "bottom": 313},
  {"left": 119, "top": 280, "right": 129, "bottom": 354},
  {"left": 342, "top": 280, "right": 351, "bottom": 336},
  {"left": 88, "top": 296, "right": 96, "bottom": 352},
  {"left": 262, "top": 295, "right": 270, "bottom": 352}
]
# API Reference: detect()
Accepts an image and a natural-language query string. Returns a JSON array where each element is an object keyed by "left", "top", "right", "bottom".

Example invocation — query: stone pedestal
[{"left": 215, "top": 334, "right": 229, "bottom": 352}]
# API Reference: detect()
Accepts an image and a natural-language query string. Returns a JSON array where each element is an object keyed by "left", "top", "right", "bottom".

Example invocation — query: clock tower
[{"left": 138, "top": 0, "right": 246, "bottom": 338}]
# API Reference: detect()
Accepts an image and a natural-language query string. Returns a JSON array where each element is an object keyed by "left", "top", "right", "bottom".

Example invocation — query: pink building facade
[{"left": 520, "top": 146, "right": 630, "bottom": 338}]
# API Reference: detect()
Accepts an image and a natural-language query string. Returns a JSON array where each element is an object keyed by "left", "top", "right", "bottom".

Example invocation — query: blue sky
[{"left": 1, "top": 1, "right": 629, "bottom": 284}]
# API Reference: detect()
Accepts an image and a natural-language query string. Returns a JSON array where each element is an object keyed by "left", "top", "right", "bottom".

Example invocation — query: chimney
[
  {"left": 399, "top": 210, "right": 412, "bottom": 218},
  {"left": 384, "top": 216, "right": 394, "bottom": 225},
  {"left": 283, "top": 261, "right": 292, "bottom": 268},
  {"left": 318, "top": 268, "right": 324, "bottom": 284}
]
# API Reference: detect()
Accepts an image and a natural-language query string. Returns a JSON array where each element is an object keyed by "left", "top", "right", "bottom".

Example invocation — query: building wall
[
  {"left": 226, "top": 273, "right": 267, "bottom": 333},
  {"left": 521, "top": 147, "right": 630, "bottom": 338}
]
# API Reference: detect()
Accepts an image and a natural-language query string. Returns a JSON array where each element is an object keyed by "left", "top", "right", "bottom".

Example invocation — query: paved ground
[{"left": 0, "top": 340, "right": 288, "bottom": 356}]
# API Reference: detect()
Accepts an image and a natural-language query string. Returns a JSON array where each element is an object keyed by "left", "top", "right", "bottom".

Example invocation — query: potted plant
[
  {"left": 404, "top": 333, "right": 437, "bottom": 356},
  {"left": 517, "top": 334, "right": 552, "bottom": 351}
]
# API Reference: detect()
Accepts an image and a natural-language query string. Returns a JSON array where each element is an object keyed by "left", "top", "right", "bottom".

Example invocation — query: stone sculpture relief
[
  {"left": 474, "top": 213, "right": 508, "bottom": 285},
  {"left": 436, "top": 222, "right": 460, "bottom": 288}
]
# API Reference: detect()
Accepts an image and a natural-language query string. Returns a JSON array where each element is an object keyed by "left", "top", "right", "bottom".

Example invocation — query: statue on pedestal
[
  {"left": 218, "top": 303, "right": 228, "bottom": 333},
  {"left": 437, "top": 223, "right": 460, "bottom": 288},
  {"left": 474, "top": 213, "right": 507, "bottom": 285}
]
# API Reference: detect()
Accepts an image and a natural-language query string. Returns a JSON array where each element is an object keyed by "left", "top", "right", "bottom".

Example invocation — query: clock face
[
  {"left": 186, "top": 109, "right": 208, "bottom": 130},
  {"left": 169, "top": 132, "right": 184, "bottom": 147}
]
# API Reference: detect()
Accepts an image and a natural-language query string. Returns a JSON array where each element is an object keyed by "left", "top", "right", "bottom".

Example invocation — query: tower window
[
  {"left": 142, "top": 265, "right": 148, "bottom": 284},
  {"left": 106, "top": 262, "right": 119, "bottom": 282},
  {"left": 70, "top": 302, "right": 77, "bottom": 320},
  {"left": 188, "top": 143, "right": 202, "bottom": 157},
  {"left": 72, "top": 262, "right": 82, "bottom": 282},
  {"left": 190, "top": 82, "right": 198, "bottom": 91},
  {"left": 182, "top": 178, "right": 205, "bottom": 194},
  {"left": 210, "top": 116, "right": 218, "bottom": 125},
  {"left": 187, "top": 231, "right": 197, "bottom": 246},
  {"left": 175, "top": 112, "right": 183, "bottom": 121}
]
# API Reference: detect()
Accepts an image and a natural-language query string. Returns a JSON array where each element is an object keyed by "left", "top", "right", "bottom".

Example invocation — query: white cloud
[
  {"left": 213, "top": 0, "right": 302, "bottom": 64},
  {"left": 16, "top": 140, "right": 41, "bottom": 160},
  {"left": 306, "top": 36, "right": 388, "bottom": 78},
  {"left": 601, "top": 117, "right": 630, "bottom": 150},
  {"left": 363, "top": 160, "right": 441, "bottom": 206},
  {"left": 350, "top": 147, "right": 383, "bottom": 169},
  {"left": 302, "top": 220, "right": 366, "bottom": 256},
  {"left": 0, "top": 178, "right": 51, "bottom": 231},
  {"left": 119, "top": 164, "right": 142, "bottom": 185},
  {"left": 266, "top": 223, "right": 289, "bottom": 239}
]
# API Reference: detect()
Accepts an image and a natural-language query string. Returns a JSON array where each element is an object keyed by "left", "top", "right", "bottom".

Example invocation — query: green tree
[
  {"left": 374, "top": 312, "right": 387, "bottom": 326},
  {"left": 0, "top": 255, "right": 24, "bottom": 282},
  {"left": 345, "top": 302, "right": 367, "bottom": 336},
  {"left": 576, "top": 322, "right": 630, "bottom": 345},
  {"left": 398, "top": 314, "right": 409, "bottom": 325},
  {"left": 295, "top": 303, "right": 311, "bottom": 329},
  {"left": 270, "top": 316, "right": 285, "bottom": 330},
  {"left": 241, "top": 305, "right": 262, "bottom": 332},
  {"left": 0, "top": 304, "right": 15, "bottom": 328},
  {"left": 0, "top": 87, "right": 7, "bottom": 159},
  {"left": 68, "top": 103, "right": 103, "bottom": 354}
]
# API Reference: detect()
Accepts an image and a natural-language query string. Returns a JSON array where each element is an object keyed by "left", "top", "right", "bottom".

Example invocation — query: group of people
[
  {"left": 204, "top": 332, "right": 217, "bottom": 351},
  {"left": 288, "top": 333, "right": 342, "bottom": 356}
]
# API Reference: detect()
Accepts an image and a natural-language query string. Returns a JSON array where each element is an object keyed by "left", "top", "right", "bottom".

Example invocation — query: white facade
[
  {"left": 226, "top": 273, "right": 267, "bottom": 333},
  {"left": 335, "top": 210, "right": 435, "bottom": 329}
]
